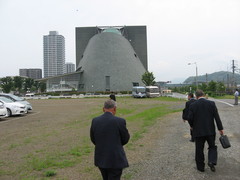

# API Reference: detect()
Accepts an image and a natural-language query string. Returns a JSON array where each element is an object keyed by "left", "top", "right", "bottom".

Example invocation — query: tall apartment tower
[
  {"left": 64, "top": 62, "right": 75, "bottom": 74},
  {"left": 43, "top": 31, "right": 65, "bottom": 78}
]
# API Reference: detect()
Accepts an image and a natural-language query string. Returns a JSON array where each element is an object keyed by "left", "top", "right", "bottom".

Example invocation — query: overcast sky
[{"left": 0, "top": 0, "right": 239, "bottom": 83}]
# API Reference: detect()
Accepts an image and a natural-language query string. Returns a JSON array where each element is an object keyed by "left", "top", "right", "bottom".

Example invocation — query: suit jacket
[
  {"left": 182, "top": 98, "right": 196, "bottom": 121},
  {"left": 110, "top": 94, "right": 116, "bottom": 101},
  {"left": 90, "top": 112, "right": 130, "bottom": 169},
  {"left": 188, "top": 98, "right": 223, "bottom": 138}
]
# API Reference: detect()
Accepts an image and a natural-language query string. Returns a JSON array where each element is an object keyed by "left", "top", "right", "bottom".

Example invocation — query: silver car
[
  {"left": 0, "top": 93, "right": 33, "bottom": 112},
  {"left": 0, "top": 97, "right": 27, "bottom": 116},
  {"left": 0, "top": 101, "right": 7, "bottom": 119}
]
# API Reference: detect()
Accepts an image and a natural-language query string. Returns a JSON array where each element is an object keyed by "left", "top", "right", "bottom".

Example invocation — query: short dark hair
[
  {"left": 195, "top": 89, "right": 204, "bottom": 98},
  {"left": 104, "top": 99, "right": 116, "bottom": 109},
  {"left": 188, "top": 93, "right": 194, "bottom": 98}
]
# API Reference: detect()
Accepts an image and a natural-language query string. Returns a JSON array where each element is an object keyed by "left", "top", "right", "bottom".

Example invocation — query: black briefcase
[{"left": 219, "top": 135, "right": 231, "bottom": 149}]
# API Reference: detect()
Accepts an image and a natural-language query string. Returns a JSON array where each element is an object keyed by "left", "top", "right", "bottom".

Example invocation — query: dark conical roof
[{"left": 77, "top": 32, "right": 147, "bottom": 92}]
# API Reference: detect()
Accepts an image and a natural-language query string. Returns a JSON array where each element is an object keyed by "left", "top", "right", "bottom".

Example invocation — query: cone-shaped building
[{"left": 76, "top": 26, "right": 148, "bottom": 92}]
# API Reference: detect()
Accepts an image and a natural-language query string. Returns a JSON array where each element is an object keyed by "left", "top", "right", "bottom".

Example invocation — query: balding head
[{"left": 103, "top": 99, "right": 117, "bottom": 115}]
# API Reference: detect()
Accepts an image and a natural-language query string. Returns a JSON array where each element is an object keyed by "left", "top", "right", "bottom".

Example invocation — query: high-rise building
[
  {"left": 43, "top": 31, "right": 65, "bottom": 78},
  {"left": 64, "top": 62, "right": 75, "bottom": 74},
  {"left": 19, "top": 68, "right": 42, "bottom": 79}
]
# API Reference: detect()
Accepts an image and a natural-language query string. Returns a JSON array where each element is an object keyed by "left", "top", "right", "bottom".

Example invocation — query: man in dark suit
[
  {"left": 109, "top": 92, "right": 116, "bottom": 101},
  {"left": 90, "top": 99, "right": 130, "bottom": 180},
  {"left": 182, "top": 92, "right": 196, "bottom": 142},
  {"left": 188, "top": 90, "right": 224, "bottom": 172}
]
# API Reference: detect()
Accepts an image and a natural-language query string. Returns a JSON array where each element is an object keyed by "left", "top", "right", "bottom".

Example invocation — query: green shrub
[{"left": 44, "top": 170, "right": 56, "bottom": 177}]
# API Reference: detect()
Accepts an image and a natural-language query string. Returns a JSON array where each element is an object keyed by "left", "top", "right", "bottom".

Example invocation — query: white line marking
[{"left": 213, "top": 99, "right": 234, "bottom": 107}]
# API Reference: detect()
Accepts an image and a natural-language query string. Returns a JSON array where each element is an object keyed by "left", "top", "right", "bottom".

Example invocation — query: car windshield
[
  {"left": 137, "top": 88, "right": 146, "bottom": 93},
  {"left": 7, "top": 94, "right": 24, "bottom": 101},
  {"left": 0, "top": 97, "right": 14, "bottom": 103}
]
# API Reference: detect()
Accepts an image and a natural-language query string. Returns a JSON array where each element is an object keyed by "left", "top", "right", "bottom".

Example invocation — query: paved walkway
[{"left": 129, "top": 99, "right": 240, "bottom": 180}]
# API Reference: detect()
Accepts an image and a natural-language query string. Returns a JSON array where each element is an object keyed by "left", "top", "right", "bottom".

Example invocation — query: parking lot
[{"left": 0, "top": 97, "right": 184, "bottom": 179}]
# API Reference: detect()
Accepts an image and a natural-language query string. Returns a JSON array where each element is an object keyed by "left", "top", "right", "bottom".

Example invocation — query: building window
[
  {"left": 132, "top": 82, "right": 139, "bottom": 86},
  {"left": 79, "top": 84, "right": 84, "bottom": 89},
  {"left": 105, "top": 76, "right": 110, "bottom": 91}
]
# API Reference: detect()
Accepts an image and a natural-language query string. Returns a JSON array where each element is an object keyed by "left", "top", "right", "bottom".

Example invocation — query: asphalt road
[{"left": 130, "top": 97, "right": 240, "bottom": 180}]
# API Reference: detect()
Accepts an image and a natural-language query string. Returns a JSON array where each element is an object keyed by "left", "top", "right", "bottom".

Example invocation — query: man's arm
[
  {"left": 188, "top": 105, "right": 194, "bottom": 127},
  {"left": 212, "top": 102, "right": 224, "bottom": 133},
  {"left": 119, "top": 119, "right": 130, "bottom": 145},
  {"left": 90, "top": 120, "right": 95, "bottom": 145}
]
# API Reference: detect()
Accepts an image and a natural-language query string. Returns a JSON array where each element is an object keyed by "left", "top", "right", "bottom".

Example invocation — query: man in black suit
[
  {"left": 188, "top": 90, "right": 224, "bottom": 172},
  {"left": 90, "top": 99, "right": 130, "bottom": 180},
  {"left": 182, "top": 92, "right": 196, "bottom": 142},
  {"left": 109, "top": 92, "right": 116, "bottom": 101}
]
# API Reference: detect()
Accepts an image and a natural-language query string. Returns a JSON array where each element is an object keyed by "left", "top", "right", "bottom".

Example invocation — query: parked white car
[
  {"left": 0, "top": 93, "right": 33, "bottom": 112},
  {"left": 0, "top": 97, "right": 27, "bottom": 117},
  {"left": 0, "top": 101, "right": 7, "bottom": 119}
]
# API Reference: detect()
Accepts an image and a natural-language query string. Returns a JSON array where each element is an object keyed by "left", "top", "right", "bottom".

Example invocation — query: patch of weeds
[
  {"left": 0, "top": 160, "right": 4, "bottom": 167},
  {"left": 117, "top": 108, "right": 136, "bottom": 117},
  {"left": 122, "top": 172, "right": 133, "bottom": 179},
  {"left": 126, "top": 142, "right": 135, "bottom": 150},
  {"left": 41, "top": 130, "right": 58, "bottom": 138},
  {"left": 8, "top": 143, "right": 20, "bottom": 150},
  {"left": 35, "top": 149, "right": 46, "bottom": 153},
  {"left": 83, "top": 166, "right": 95, "bottom": 173},
  {"left": 27, "top": 155, "right": 75, "bottom": 171},
  {"left": 24, "top": 137, "right": 33, "bottom": 144},
  {"left": 126, "top": 106, "right": 180, "bottom": 150},
  {"left": 131, "top": 129, "right": 146, "bottom": 142},
  {"left": 44, "top": 170, "right": 56, "bottom": 177},
  {"left": 69, "top": 144, "right": 93, "bottom": 157}
]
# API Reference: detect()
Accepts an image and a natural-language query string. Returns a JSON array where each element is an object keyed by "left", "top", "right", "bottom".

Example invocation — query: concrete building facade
[
  {"left": 43, "top": 31, "right": 65, "bottom": 78},
  {"left": 75, "top": 26, "right": 148, "bottom": 92},
  {"left": 19, "top": 68, "right": 42, "bottom": 79},
  {"left": 64, "top": 62, "right": 75, "bottom": 74}
]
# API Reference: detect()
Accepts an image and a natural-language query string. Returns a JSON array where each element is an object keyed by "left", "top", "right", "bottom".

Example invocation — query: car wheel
[{"left": 7, "top": 108, "right": 12, "bottom": 117}]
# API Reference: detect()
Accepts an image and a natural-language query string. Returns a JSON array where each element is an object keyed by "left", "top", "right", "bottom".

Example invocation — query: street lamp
[{"left": 188, "top": 62, "right": 198, "bottom": 89}]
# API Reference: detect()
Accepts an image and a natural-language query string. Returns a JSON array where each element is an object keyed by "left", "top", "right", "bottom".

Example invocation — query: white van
[
  {"left": 145, "top": 86, "right": 160, "bottom": 97},
  {"left": 132, "top": 86, "right": 146, "bottom": 98},
  {"left": 25, "top": 93, "right": 35, "bottom": 97}
]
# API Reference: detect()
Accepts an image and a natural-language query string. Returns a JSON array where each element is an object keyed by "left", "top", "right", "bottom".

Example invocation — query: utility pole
[
  {"left": 232, "top": 60, "right": 236, "bottom": 88},
  {"left": 205, "top": 73, "right": 208, "bottom": 84}
]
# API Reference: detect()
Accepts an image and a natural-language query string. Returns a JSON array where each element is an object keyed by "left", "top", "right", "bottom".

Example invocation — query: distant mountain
[{"left": 183, "top": 71, "right": 240, "bottom": 84}]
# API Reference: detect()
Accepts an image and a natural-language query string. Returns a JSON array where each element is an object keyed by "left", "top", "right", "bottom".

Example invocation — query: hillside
[{"left": 183, "top": 71, "right": 240, "bottom": 84}]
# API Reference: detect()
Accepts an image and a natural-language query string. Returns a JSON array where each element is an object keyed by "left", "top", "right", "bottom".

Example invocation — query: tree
[
  {"left": 24, "top": 78, "right": 35, "bottom": 92},
  {"left": 208, "top": 81, "right": 217, "bottom": 92},
  {"left": 39, "top": 82, "right": 46, "bottom": 93},
  {"left": 199, "top": 83, "right": 207, "bottom": 92},
  {"left": 142, "top": 71, "right": 156, "bottom": 86},
  {"left": 13, "top": 76, "right": 24, "bottom": 92},
  {"left": 216, "top": 82, "right": 225, "bottom": 93},
  {"left": 0, "top": 77, "right": 14, "bottom": 93}
]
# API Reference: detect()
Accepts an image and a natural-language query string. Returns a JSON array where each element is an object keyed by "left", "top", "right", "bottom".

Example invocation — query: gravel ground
[{"left": 127, "top": 99, "right": 240, "bottom": 180}]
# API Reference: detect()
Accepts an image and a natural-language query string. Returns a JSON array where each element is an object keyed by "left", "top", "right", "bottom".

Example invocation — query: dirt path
[{"left": 128, "top": 100, "right": 240, "bottom": 180}]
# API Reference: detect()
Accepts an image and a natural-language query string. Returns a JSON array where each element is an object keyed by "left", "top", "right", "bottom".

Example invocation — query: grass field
[{"left": 0, "top": 96, "right": 184, "bottom": 180}]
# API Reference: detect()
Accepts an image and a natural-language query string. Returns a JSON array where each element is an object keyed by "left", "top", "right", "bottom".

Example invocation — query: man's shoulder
[
  {"left": 114, "top": 115, "right": 126, "bottom": 122},
  {"left": 199, "top": 98, "right": 216, "bottom": 106},
  {"left": 92, "top": 113, "right": 107, "bottom": 121},
  {"left": 190, "top": 99, "right": 197, "bottom": 103},
  {"left": 93, "top": 113, "right": 125, "bottom": 122}
]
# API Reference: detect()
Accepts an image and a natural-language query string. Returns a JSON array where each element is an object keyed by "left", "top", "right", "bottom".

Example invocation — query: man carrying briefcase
[{"left": 188, "top": 90, "right": 224, "bottom": 172}]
